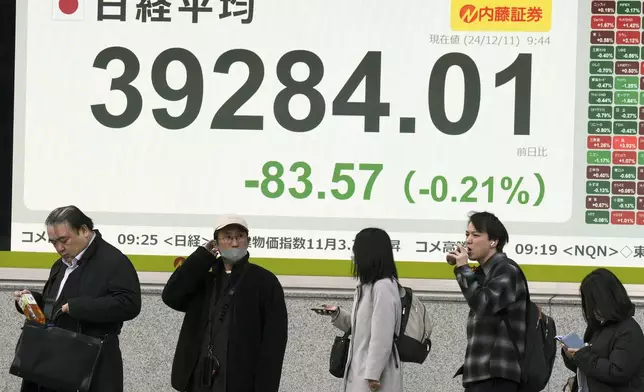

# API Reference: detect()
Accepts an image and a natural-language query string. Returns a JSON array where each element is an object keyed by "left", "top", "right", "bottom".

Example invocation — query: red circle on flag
[{"left": 59, "top": 0, "right": 79, "bottom": 15}]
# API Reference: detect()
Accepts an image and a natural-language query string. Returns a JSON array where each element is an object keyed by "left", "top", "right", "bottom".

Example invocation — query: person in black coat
[
  {"left": 561, "top": 268, "right": 644, "bottom": 392},
  {"left": 162, "top": 214, "right": 288, "bottom": 392},
  {"left": 12, "top": 205, "right": 142, "bottom": 392}
]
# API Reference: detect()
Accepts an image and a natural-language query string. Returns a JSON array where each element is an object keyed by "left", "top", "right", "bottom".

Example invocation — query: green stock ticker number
[
  {"left": 246, "top": 161, "right": 383, "bottom": 200},
  {"left": 246, "top": 161, "right": 546, "bottom": 206},
  {"left": 91, "top": 47, "right": 532, "bottom": 136}
]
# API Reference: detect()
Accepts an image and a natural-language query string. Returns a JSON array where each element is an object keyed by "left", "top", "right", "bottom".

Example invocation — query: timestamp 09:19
[{"left": 514, "top": 243, "right": 557, "bottom": 256}]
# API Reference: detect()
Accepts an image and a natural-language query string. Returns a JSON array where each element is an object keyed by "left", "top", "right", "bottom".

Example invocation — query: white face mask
[{"left": 220, "top": 248, "right": 247, "bottom": 263}]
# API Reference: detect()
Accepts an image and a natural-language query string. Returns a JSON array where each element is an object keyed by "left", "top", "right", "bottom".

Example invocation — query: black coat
[
  {"left": 14, "top": 230, "right": 142, "bottom": 392},
  {"left": 561, "top": 317, "right": 644, "bottom": 392},
  {"left": 162, "top": 247, "right": 288, "bottom": 392}
]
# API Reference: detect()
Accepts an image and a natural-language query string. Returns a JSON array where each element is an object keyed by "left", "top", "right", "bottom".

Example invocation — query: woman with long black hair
[
  {"left": 561, "top": 268, "right": 644, "bottom": 392},
  {"left": 319, "top": 227, "right": 403, "bottom": 392}
]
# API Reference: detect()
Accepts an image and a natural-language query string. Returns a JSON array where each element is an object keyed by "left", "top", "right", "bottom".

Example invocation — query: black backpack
[{"left": 499, "top": 259, "right": 557, "bottom": 392}]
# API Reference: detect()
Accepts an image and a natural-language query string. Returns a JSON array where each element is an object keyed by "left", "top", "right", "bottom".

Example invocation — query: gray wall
[{"left": 1, "top": 285, "right": 643, "bottom": 392}]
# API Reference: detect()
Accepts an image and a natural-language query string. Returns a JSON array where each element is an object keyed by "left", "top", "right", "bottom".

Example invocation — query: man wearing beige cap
[{"left": 162, "top": 214, "right": 288, "bottom": 392}]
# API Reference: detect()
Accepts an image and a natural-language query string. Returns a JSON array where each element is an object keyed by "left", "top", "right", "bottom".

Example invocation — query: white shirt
[{"left": 56, "top": 233, "right": 96, "bottom": 301}]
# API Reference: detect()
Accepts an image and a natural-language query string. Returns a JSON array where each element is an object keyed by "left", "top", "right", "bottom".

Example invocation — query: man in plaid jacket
[{"left": 447, "top": 212, "right": 528, "bottom": 392}]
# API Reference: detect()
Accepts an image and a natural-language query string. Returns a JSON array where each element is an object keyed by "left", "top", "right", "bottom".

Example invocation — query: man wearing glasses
[{"left": 162, "top": 214, "right": 288, "bottom": 392}]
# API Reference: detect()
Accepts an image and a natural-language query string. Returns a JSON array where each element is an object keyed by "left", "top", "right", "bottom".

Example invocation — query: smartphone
[
  {"left": 311, "top": 307, "right": 335, "bottom": 315},
  {"left": 555, "top": 332, "right": 584, "bottom": 349}
]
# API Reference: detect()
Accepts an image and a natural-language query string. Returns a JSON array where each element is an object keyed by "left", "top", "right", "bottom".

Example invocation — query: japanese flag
[{"left": 52, "top": 0, "right": 85, "bottom": 21}]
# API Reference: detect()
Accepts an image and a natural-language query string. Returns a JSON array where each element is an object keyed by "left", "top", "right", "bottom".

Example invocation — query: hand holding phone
[
  {"left": 311, "top": 305, "right": 338, "bottom": 316},
  {"left": 203, "top": 239, "right": 219, "bottom": 256},
  {"left": 556, "top": 332, "right": 584, "bottom": 349}
]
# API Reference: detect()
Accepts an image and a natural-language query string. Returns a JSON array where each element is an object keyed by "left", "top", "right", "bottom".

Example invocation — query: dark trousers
[{"left": 465, "top": 378, "right": 519, "bottom": 392}]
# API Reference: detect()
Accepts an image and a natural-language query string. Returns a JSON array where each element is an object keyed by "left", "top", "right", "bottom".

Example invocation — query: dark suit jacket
[
  {"left": 15, "top": 230, "right": 141, "bottom": 392},
  {"left": 162, "top": 247, "right": 288, "bottom": 392}
]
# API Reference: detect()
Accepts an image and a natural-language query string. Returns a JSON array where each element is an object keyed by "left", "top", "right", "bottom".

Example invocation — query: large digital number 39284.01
[{"left": 90, "top": 47, "right": 532, "bottom": 136}]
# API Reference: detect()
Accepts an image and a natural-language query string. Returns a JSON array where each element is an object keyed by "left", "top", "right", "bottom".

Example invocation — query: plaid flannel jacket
[{"left": 453, "top": 252, "right": 528, "bottom": 386}]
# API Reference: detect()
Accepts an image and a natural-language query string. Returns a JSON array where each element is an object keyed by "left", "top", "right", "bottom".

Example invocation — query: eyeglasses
[{"left": 218, "top": 234, "right": 248, "bottom": 244}]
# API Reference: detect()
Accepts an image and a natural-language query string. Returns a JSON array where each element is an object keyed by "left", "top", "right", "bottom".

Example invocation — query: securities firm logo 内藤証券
[{"left": 451, "top": 0, "right": 552, "bottom": 32}]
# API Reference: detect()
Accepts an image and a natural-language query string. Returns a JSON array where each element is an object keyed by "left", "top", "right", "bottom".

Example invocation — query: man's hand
[
  {"left": 203, "top": 239, "right": 219, "bottom": 256},
  {"left": 367, "top": 380, "right": 380, "bottom": 391},
  {"left": 13, "top": 289, "right": 31, "bottom": 303},
  {"left": 62, "top": 303, "right": 69, "bottom": 314},
  {"left": 447, "top": 245, "right": 469, "bottom": 267}
]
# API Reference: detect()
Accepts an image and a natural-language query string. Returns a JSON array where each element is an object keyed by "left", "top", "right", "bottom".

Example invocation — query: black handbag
[
  {"left": 329, "top": 328, "right": 351, "bottom": 378},
  {"left": 9, "top": 315, "right": 104, "bottom": 392}
]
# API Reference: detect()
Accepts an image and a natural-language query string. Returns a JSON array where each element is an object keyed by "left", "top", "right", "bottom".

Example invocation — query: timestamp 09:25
[{"left": 117, "top": 233, "right": 159, "bottom": 246}]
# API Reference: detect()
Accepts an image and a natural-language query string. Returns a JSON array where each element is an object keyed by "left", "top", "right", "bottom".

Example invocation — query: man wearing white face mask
[{"left": 162, "top": 214, "right": 288, "bottom": 392}]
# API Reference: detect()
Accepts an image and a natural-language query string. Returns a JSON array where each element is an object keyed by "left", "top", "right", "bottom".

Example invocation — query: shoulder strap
[
  {"left": 507, "top": 258, "right": 531, "bottom": 302},
  {"left": 497, "top": 258, "right": 530, "bottom": 363},
  {"left": 487, "top": 257, "right": 531, "bottom": 303},
  {"left": 503, "top": 317, "right": 522, "bottom": 362},
  {"left": 206, "top": 264, "right": 250, "bottom": 356}
]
